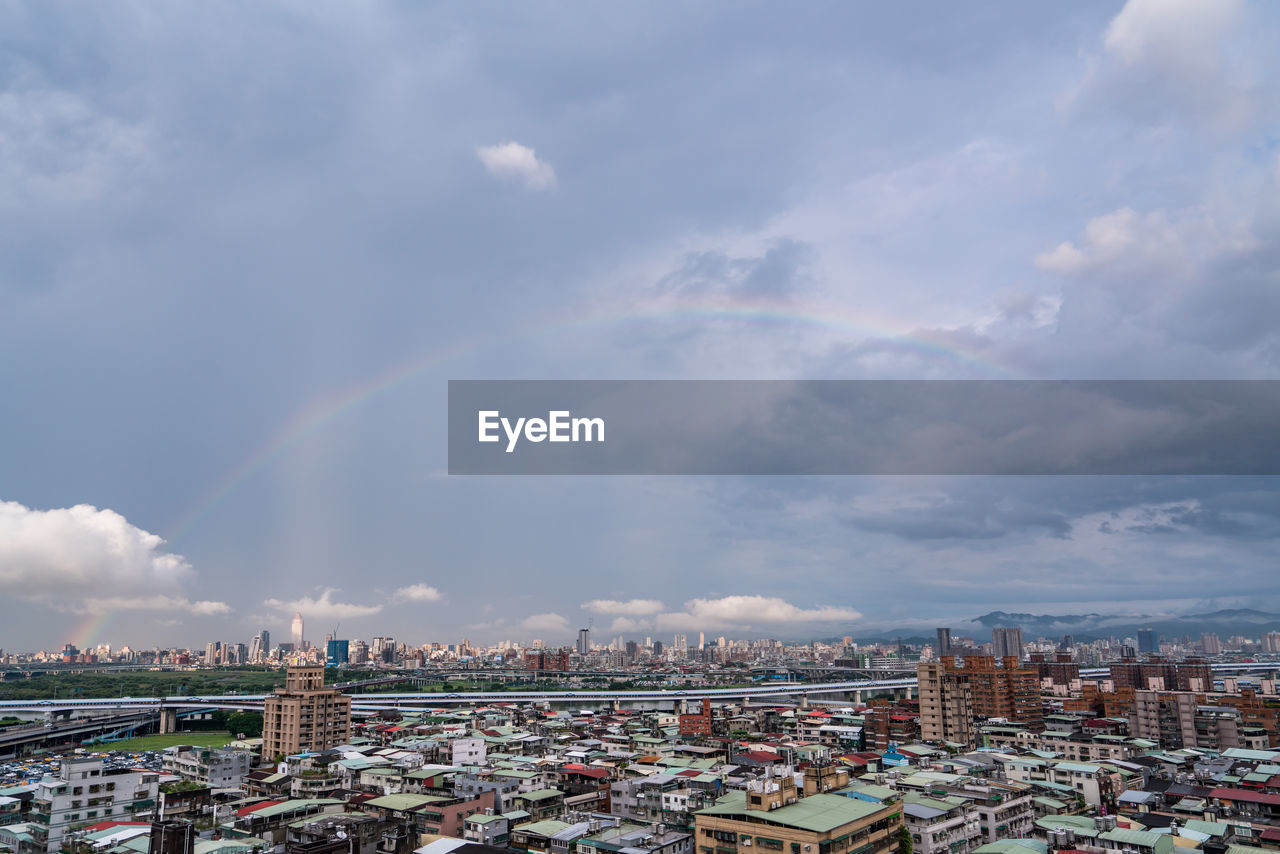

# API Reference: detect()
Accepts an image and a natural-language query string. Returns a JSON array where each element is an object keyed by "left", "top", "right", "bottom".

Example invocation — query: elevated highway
[{"left": 1, "top": 661, "right": 1276, "bottom": 716}]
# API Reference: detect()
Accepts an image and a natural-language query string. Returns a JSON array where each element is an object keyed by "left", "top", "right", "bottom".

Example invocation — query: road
[{"left": 0, "top": 662, "right": 1275, "bottom": 714}]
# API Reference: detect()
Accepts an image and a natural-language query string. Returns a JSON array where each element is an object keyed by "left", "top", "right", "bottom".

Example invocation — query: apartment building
[
  {"left": 901, "top": 794, "right": 983, "bottom": 854},
  {"left": 1132, "top": 691, "right": 1244, "bottom": 751},
  {"left": 161, "top": 745, "right": 252, "bottom": 788},
  {"left": 918, "top": 661, "right": 974, "bottom": 746},
  {"left": 261, "top": 665, "right": 353, "bottom": 761},
  {"left": 693, "top": 771, "right": 901, "bottom": 854},
  {"left": 28, "top": 757, "right": 159, "bottom": 853}
]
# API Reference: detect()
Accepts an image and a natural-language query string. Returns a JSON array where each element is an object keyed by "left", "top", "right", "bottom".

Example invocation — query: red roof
[
  {"left": 1259, "top": 829, "right": 1280, "bottom": 842},
  {"left": 562, "top": 765, "right": 609, "bottom": 779},
  {"left": 1210, "top": 787, "right": 1280, "bottom": 805},
  {"left": 82, "top": 822, "right": 149, "bottom": 833},
  {"left": 676, "top": 769, "right": 702, "bottom": 778},
  {"left": 740, "top": 750, "right": 781, "bottom": 762},
  {"left": 236, "top": 799, "right": 284, "bottom": 816}
]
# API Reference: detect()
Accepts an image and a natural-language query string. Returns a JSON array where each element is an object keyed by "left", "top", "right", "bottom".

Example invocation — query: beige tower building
[
  {"left": 261, "top": 665, "right": 351, "bottom": 760},
  {"left": 917, "top": 658, "right": 974, "bottom": 746}
]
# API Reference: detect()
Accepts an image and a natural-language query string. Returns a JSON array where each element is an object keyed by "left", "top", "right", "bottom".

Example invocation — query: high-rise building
[
  {"left": 326, "top": 639, "right": 349, "bottom": 667},
  {"left": 992, "top": 627, "right": 1024, "bottom": 660},
  {"left": 935, "top": 627, "right": 952, "bottom": 657},
  {"left": 1137, "top": 628, "right": 1158, "bottom": 654},
  {"left": 291, "top": 612, "right": 305, "bottom": 650},
  {"left": 917, "top": 659, "right": 974, "bottom": 745},
  {"left": 248, "top": 631, "right": 269, "bottom": 664},
  {"left": 1201, "top": 633, "right": 1223, "bottom": 655},
  {"left": 576, "top": 628, "right": 590, "bottom": 655},
  {"left": 261, "top": 665, "right": 352, "bottom": 761}
]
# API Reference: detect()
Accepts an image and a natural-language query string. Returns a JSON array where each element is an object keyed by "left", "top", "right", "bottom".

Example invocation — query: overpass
[
  {"left": 0, "top": 677, "right": 920, "bottom": 716},
  {"left": 1, "top": 661, "right": 1276, "bottom": 716},
  {"left": 0, "top": 712, "right": 159, "bottom": 759}
]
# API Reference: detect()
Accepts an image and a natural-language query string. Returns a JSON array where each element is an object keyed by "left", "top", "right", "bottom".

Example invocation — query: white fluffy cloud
[
  {"left": 0, "top": 500, "right": 228, "bottom": 615},
  {"left": 264, "top": 588, "right": 383, "bottom": 620},
  {"left": 606, "top": 616, "right": 647, "bottom": 634},
  {"left": 394, "top": 583, "right": 442, "bottom": 602},
  {"left": 655, "top": 595, "right": 861, "bottom": 631},
  {"left": 1066, "top": 0, "right": 1252, "bottom": 129},
  {"left": 582, "top": 598, "right": 665, "bottom": 616},
  {"left": 1103, "top": 0, "right": 1241, "bottom": 72},
  {"left": 476, "top": 141, "right": 557, "bottom": 191},
  {"left": 1034, "top": 207, "right": 1247, "bottom": 275},
  {"left": 519, "top": 612, "right": 570, "bottom": 635}
]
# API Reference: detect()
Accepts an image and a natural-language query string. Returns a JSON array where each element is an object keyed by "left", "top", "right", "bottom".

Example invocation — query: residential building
[
  {"left": 28, "top": 757, "right": 159, "bottom": 853},
  {"left": 991, "top": 629, "right": 1024, "bottom": 662},
  {"left": 161, "top": 746, "right": 252, "bottom": 788},
  {"left": 261, "top": 665, "right": 353, "bottom": 761},
  {"left": 918, "top": 660, "right": 974, "bottom": 746},
  {"left": 693, "top": 772, "right": 901, "bottom": 854},
  {"left": 902, "top": 794, "right": 982, "bottom": 854}
]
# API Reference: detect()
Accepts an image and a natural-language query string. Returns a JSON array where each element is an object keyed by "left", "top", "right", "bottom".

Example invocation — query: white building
[
  {"left": 451, "top": 737, "right": 487, "bottom": 767},
  {"left": 30, "top": 757, "right": 159, "bottom": 852}
]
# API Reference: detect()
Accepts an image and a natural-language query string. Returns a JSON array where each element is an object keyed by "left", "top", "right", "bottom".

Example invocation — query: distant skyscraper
[
  {"left": 248, "top": 630, "right": 270, "bottom": 663},
  {"left": 576, "top": 628, "right": 590, "bottom": 655},
  {"left": 935, "top": 628, "right": 952, "bottom": 657},
  {"left": 1201, "top": 633, "right": 1223, "bottom": 655},
  {"left": 1137, "top": 628, "right": 1158, "bottom": 654},
  {"left": 291, "top": 613, "right": 304, "bottom": 650},
  {"left": 326, "top": 639, "right": 349, "bottom": 667},
  {"left": 992, "top": 627, "right": 1024, "bottom": 660}
]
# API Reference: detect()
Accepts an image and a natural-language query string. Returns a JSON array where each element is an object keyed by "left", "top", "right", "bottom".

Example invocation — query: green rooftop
[{"left": 697, "top": 792, "right": 894, "bottom": 833}]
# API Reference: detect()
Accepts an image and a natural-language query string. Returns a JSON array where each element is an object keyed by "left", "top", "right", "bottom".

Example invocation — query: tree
[
  {"left": 226, "top": 711, "right": 263, "bottom": 738},
  {"left": 897, "top": 824, "right": 913, "bottom": 854}
]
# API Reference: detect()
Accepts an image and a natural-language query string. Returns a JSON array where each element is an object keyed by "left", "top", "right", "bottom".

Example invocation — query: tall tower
[
  {"left": 292, "top": 613, "right": 305, "bottom": 650},
  {"left": 576, "top": 628, "right": 590, "bottom": 655},
  {"left": 935, "top": 627, "right": 952, "bottom": 657},
  {"left": 992, "top": 627, "right": 1024, "bottom": 660}
]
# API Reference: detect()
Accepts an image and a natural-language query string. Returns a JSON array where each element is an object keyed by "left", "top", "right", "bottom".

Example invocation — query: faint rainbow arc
[{"left": 162, "top": 301, "right": 1024, "bottom": 547}]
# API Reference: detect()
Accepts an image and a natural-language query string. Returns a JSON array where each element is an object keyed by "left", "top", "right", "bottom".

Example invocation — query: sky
[{"left": 2, "top": 1, "right": 1280, "bottom": 651}]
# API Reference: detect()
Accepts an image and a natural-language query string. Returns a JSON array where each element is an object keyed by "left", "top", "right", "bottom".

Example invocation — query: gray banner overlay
[{"left": 447, "top": 380, "right": 1280, "bottom": 475}]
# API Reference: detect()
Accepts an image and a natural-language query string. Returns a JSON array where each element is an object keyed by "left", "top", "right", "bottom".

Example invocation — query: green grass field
[{"left": 97, "top": 731, "right": 236, "bottom": 752}]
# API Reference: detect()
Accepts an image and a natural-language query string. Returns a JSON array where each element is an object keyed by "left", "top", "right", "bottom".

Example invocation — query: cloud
[
  {"left": 1065, "top": 0, "right": 1253, "bottom": 128},
  {"left": 0, "top": 500, "right": 229, "bottom": 615},
  {"left": 476, "top": 141, "right": 557, "bottom": 191},
  {"left": 264, "top": 588, "right": 383, "bottom": 620},
  {"left": 582, "top": 598, "right": 665, "bottom": 616},
  {"left": 394, "top": 583, "right": 442, "bottom": 602},
  {"left": 606, "top": 616, "right": 648, "bottom": 634},
  {"left": 656, "top": 595, "right": 861, "bottom": 631},
  {"left": 658, "top": 239, "right": 814, "bottom": 299},
  {"left": 1103, "top": 0, "right": 1241, "bottom": 72},
  {"left": 518, "top": 612, "right": 570, "bottom": 635}
]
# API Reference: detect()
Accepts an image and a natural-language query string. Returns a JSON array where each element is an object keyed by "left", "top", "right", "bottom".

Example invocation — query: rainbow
[
  {"left": 162, "top": 299, "right": 1024, "bottom": 546},
  {"left": 69, "top": 611, "right": 116, "bottom": 651}
]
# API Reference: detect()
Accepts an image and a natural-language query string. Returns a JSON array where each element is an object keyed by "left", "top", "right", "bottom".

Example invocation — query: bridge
[
  {"left": 1, "top": 661, "right": 1276, "bottom": 717},
  {"left": 0, "top": 712, "right": 160, "bottom": 759},
  {"left": 0, "top": 678, "right": 920, "bottom": 716}
]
